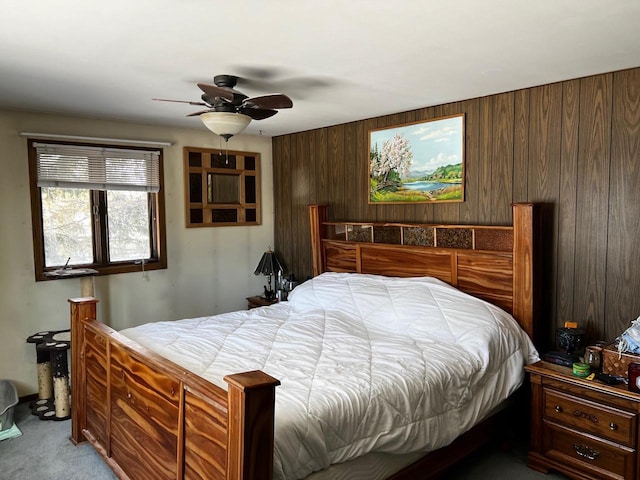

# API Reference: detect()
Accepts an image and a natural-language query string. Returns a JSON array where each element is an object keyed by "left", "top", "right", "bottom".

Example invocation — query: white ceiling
[{"left": 1, "top": 0, "right": 640, "bottom": 137}]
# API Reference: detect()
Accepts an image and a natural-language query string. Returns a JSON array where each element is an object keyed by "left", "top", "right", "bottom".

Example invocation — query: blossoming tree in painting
[{"left": 370, "top": 133, "right": 413, "bottom": 193}]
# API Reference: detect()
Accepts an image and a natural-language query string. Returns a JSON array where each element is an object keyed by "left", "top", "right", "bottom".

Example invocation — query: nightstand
[
  {"left": 246, "top": 296, "right": 278, "bottom": 310},
  {"left": 526, "top": 361, "right": 640, "bottom": 479}
]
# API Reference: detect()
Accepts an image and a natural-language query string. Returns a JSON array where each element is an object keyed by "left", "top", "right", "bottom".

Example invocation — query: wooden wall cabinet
[{"left": 184, "top": 146, "right": 261, "bottom": 227}]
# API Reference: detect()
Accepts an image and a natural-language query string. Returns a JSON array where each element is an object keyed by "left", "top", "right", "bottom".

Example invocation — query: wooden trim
[
  {"left": 512, "top": 202, "right": 539, "bottom": 341},
  {"left": 27, "top": 139, "right": 46, "bottom": 281},
  {"left": 224, "top": 372, "right": 280, "bottom": 480},
  {"left": 309, "top": 205, "right": 327, "bottom": 276},
  {"left": 177, "top": 385, "right": 185, "bottom": 480},
  {"left": 69, "top": 296, "right": 98, "bottom": 444}
]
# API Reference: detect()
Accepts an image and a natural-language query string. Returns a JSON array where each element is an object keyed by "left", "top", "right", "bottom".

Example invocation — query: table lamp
[{"left": 254, "top": 249, "right": 284, "bottom": 299}]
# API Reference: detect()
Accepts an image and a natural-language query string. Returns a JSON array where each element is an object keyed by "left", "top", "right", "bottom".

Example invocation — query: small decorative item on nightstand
[
  {"left": 278, "top": 274, "right": 299, "bottom": 302},
  {"left": 542, "top": 322, "right": 585, "bottom": 367},
  {"left": 572, "top": 362, "right": 590, "bottom": 378},
  {"left": 585, "top": 345, "right": 603, "bottom": 372}
]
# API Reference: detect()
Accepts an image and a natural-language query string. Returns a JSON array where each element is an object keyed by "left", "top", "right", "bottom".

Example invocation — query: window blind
[{"left": 34, "top": 142, "right": 161, "bottom": 192}]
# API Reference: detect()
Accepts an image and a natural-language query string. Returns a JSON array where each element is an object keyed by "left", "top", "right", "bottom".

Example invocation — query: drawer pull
[
  {"left": 554, "top": 405, "right": 562, "bottom": 413},
  {"left": 574, "top": 443, "right": 600, "bottom": 461},
  {"left": 573, "top": 409, "right": 599, "bottom": 424},
  {"left": 610, "top": 422, "right": 618, "bottom": 431}
]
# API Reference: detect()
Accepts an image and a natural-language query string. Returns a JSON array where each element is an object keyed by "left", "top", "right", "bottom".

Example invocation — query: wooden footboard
[{"left": 69, "top": 298, "right": 280, "bottom": 480}]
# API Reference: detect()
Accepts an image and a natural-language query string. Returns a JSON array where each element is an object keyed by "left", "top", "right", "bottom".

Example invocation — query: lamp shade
[
  {"left": 200, "top": 112, "right": 251, "bottom": 136},
  {"left": 254, "top": 250, "right": 285, "bottom": 276}
]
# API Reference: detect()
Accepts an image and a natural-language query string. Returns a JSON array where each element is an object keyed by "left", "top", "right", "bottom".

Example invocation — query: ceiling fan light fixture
[{"left": 200, "top": 112, "right": 252, "bottom": 137}]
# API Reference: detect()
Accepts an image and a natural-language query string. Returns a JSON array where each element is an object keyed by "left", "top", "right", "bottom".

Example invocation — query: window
[{"left": 28, "top": 139, "right": 167, "bottom": 280}]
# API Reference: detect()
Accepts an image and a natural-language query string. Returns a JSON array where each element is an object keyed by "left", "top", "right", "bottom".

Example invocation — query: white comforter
[{"left": 120, "top": 272, "right": 539, "bottom": 480}]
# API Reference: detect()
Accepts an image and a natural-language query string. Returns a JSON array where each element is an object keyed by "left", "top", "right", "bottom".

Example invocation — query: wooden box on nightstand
[{"left": 526, "top": 361, "right": 640, "bottom": 480}]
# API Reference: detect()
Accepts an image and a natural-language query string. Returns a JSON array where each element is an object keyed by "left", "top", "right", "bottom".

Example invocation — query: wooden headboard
[{"left": 309, "top": 203, "right": 541, "bottom": 343}]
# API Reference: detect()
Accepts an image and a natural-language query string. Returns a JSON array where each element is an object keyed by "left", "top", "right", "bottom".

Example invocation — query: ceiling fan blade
[
  {"left": 197, "top": 83, "right": 235, "bottom": 102},
  {"left": 153, "top": 98, "right": 208, "bottom": 106},
  {"left": 239, "top": 107, "right": 278, "bottom": 120},
  {"left": 243, "top": 94, "right": 293, "bottom": 110},
  {"left": 186, "top": 109, "right": 214, "bottom": 117}
]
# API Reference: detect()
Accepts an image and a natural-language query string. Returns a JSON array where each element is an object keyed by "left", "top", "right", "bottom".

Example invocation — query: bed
[{"left": 69, "top": 202, "right": 542, "bottom": 480}]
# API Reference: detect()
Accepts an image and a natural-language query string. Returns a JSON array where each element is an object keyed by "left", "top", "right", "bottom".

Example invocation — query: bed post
[
  {"left": 512, "top": 203, "right": 541, "bottom": 344},
  {"left": 309, "top": 204, "right": 327, "bottom": 276},
  {"left": 69, "top": 297, "right": 98, "bottom": 445},
  {"left": 224, "top": 370, "right": 281, "bottom": 480}
]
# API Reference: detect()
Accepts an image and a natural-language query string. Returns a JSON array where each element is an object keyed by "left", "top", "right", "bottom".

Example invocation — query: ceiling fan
[{"left": 153, "top": 74, "right": 293, "bottom": 140}]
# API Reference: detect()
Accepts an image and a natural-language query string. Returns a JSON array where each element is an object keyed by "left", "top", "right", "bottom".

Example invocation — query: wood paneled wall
[{"left": 273, "top": 67, "right": 640, "bottom": 348}]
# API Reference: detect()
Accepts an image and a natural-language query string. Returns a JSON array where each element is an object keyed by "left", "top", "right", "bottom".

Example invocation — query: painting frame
[{"left": 368, "top": 113, "right": 465, "bottom": 204}]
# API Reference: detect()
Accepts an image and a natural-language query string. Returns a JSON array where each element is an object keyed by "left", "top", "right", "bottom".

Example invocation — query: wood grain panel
[
  {"left": 110, "top": 345, "right": 180, "bottom": 480},
  {"left": 287, "top": 133, "right": 300, "bottom": 277},
  {"left": 459, "top": 98, "right": 480, "bottom": 224},
  {"left": 528, "top": 83, "right": 563, "bottom": 202},
  {"left": 314, "top": 127, "right": 328, "bottom": 205},
  {"left": 527, "top": 82, "right": 562, "bottom": 344},
  {"left": 353, "top": 121, "right": 367, "bottom": 221},
  {"left": 490, "top": 92, "right": 515, "bottom": 224},
  {"left": 573, "top": 73, "right": 612, "bottom": 341},
  {"left": 513, "top": 89, "right": 530, "bottom": 202},
  {"left": 456, "top": 253, "right": 513, "bottom": 313},
  {"left": 184, "top": 391, "right": 227, "bottom": 480},
  {"left": 477, "top": 96, "right": 493, "bottom": 222},
  {"left": 85, "top": 334, "right": 108, "bottom": 451},
  {"left": 323, "top": 241, "right": 357, "bottom": 272},
  {"left": 360, "top": 245, "right": 453, "bottom": 282},
  {"left": 272, "top": 137, "right": 289, "bottom": 275},
  {"left": 556, "top": 79, "right": 580, "bottom": 329},
  {"left": 606, "top": 68, "right": 640, "bottom": 337},
  {"left": 291, "top": 131, "right": 312, "bottom": 278},
  {"left": 343, "top": 122, "right": 358, "bottom": 213},
  {"left": 328, "top": 125, "right": 345, "bottom": 223}
]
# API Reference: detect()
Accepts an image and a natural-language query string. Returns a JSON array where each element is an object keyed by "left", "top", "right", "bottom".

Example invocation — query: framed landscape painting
[{"left": 368, "top": 113, "right": 465, "bottom": 204}]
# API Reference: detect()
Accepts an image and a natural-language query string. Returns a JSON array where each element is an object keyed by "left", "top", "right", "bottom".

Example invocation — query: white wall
[{"left": 0, "top": 110, "right": 274, "bottom": 396}]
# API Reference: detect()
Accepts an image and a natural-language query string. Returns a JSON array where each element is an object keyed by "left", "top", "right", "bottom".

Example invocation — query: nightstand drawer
[
  {"left": 544, "top": 388, "right": 637, "bottom": 446},
  {"left": 543, "top": 421, "right": 635, "bottom": 479}
]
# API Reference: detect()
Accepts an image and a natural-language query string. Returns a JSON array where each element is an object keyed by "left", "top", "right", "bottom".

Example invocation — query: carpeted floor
[
  {"left": 0, "top": 402, "right": 117, "bottom": 480},
  {"left": 0, "top": 401, "right": 568, "bottom": 479}
]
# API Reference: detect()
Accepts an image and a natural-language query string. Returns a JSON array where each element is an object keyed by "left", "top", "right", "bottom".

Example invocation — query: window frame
[{"left": 28, "top": 139, "right": 167, "bottom": 281}]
